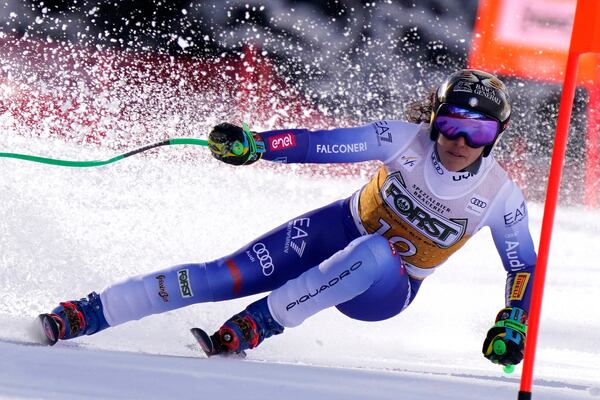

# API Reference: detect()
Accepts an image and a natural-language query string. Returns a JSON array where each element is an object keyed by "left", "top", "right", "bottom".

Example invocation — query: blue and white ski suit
[{"left": 98, "top": 121, "right": 537, "bottom": 329}]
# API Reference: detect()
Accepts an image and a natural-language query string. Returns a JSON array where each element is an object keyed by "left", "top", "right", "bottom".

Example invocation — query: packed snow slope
[
  {"left": 1, "top": 135, "right": 599, "bottom": 399},
  {"left": 0, "top": 340, "right": 596, "bottom": 400}
]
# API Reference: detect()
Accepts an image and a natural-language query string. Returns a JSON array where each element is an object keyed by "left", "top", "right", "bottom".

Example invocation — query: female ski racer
[{"left": 41, "top": 69, "right": 536, "bottom": 367}]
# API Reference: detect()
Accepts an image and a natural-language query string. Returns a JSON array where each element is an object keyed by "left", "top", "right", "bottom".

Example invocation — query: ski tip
[
  {"left": 37, "top": 314, "right": 60, "bottom": 346},
  {"left": 189, "top": 327, "right": 247, "bottom": 359},
  {"left": 190, "top": 327, "right": 217, "bottom": 357}
]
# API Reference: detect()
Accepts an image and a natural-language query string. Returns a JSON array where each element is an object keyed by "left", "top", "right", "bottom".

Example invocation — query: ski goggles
[{"left": 433, "top": 104, "right": 501, "bottom": 148}]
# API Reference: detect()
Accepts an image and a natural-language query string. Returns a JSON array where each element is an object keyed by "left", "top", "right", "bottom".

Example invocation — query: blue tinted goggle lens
[{"left": 434, "top": 104, "right": 500, "bottom": 148}]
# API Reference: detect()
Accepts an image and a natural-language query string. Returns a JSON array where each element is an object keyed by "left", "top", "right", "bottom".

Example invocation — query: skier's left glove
[
  {"left": 208, "top": 122, "right": 265, "bottom": 166},
  {"left": 482, "top": 307, "right": 528, "bottom": 366}
]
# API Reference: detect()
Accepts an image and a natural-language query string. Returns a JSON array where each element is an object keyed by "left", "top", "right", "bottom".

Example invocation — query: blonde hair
[{"left": 404, "top": 87, "right": 437, "bottom": 124}]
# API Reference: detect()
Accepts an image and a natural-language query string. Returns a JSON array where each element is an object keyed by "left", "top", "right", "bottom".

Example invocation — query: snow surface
[{"left": 1, "top": 135, "right": 599, "bottom": 399}]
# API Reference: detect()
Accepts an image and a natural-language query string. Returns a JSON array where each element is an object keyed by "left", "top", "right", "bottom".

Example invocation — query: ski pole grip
[
  {"left": 493, "top": 339, "right": 507, "bottom": 356},
  {"left": 492, "top": 340, "right": 515, "bottom": 374},
  {"left": 503, "top": 364, "right": 515, "bottom": 374},
  {"left": 230, "top": 141, "right": 245, "bottom": 155}
]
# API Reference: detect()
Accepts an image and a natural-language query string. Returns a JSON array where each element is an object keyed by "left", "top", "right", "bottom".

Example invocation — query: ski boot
[
  {"left": 191, "top": 297, "right": 284, "bottom": 357},
  {"left": 38, "top": 292, "right": 109, "bottom": 346}
]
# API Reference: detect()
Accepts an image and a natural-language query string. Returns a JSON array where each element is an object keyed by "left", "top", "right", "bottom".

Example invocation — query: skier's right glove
[
  {"left": 482, "top": 307, "right": 528, "bottom": 366},
  {"left": 208, "top": 123, "right": 265, "bottom": 166}
]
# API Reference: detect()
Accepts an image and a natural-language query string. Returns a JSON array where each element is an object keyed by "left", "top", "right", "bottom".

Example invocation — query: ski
[
  {"left": 190, "top": 327, "right": 246, "bottom": 358},
  {"left": 37, "top": 314, "right": 60, "bottom": 346}
]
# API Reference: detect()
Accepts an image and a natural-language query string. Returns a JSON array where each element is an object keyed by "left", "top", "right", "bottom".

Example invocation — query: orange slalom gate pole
[{"left": 518, "top": 0, "right": 600, "bottom": 399}]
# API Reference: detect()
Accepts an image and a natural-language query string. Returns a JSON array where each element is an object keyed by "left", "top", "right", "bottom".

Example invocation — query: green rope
[{"left": 0, "top": 138, "right": 209, "bottom": 168}]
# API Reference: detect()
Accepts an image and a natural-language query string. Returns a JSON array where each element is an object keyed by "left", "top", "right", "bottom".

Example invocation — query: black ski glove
[
  {"left": 208, "top": 123, "right": 265, "bottom": 166},
  {"left": 482, "top": 307, "right": 528, "bottom": 366}
]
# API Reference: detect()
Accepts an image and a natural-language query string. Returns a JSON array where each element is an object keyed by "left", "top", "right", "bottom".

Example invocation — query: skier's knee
[
  {"left": 335, "top": 236, "right": 413, "bottom": 322},
  {"left": 345, "top": 234, "right": 401, "bottom": 282}
]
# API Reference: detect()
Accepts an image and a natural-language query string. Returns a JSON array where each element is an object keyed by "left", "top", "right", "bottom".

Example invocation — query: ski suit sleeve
[
  {"left": 258, "top": 120, "right": 421, "bottom": 164},
  {"left": 486, "top": 182, "right": 537, "bottom": 312}
]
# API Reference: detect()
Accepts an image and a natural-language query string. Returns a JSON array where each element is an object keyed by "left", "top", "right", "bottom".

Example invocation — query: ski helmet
[{"left": 430, "top": 69, "right": 511, "bottom": 157}]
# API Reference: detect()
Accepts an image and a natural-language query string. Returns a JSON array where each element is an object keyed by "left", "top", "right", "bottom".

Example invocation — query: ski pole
[
  {"left": 0, "top": 123, "right": 255, "bottom": 168},
  {"left": 492, "top": 339, "right": 515, "bottom": 374},
  {"left": 0, "top": 138, "right": 209, "bottom": 167}
]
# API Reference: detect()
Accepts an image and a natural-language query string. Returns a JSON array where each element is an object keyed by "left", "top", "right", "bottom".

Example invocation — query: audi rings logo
[
  {"left": 470, "top": 197, "right": 487, "bottom": 208},
  {"left": 252, "top": 243, "right": 275, "bottom": 276}
]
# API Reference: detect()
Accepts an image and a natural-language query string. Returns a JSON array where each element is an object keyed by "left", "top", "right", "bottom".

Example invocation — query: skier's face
[{"left": 436, "top": 134, "right": 485, "bottom": 172}]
